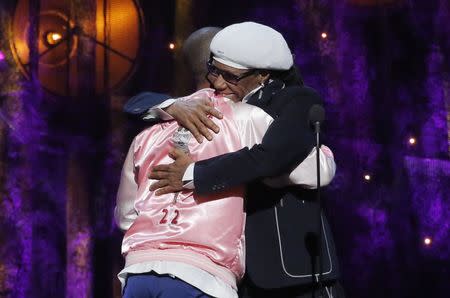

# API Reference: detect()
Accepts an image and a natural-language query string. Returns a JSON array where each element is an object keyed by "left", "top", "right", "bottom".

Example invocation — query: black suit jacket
[{"left": 194, "top": 81, "right": 340, "bottom": 289}]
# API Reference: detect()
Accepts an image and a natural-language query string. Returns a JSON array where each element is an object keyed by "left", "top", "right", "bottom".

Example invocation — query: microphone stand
[
  {"left": 308, "top": 104, "right": 326, "bottom": 297},
  {"left": 314, "top": 121, "right": 325, "bottom": 297}
]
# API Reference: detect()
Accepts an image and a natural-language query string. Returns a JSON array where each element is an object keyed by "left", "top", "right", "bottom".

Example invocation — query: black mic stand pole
[{"left": 314, "top": 121, "right": 325, "bottom": 298}]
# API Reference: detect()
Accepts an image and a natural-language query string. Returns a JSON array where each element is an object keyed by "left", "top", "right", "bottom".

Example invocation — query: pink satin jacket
[{"left": 115, "top": 88, "right": 336, "bottom": 287}]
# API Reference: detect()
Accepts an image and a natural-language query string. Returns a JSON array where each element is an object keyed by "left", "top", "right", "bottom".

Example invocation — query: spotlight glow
[
  {"left": 321, "top": 32, "right": 328, "bottom": 39},
  {"left": 45, "top": 32, "right": 63, "bottom": 46},
  {"left": 169, "top": 43, "right": 175, "bottom": 50},
  {"left": 0, "top": 51, "right": 5, "bottom": 61},
  {"left": 424, "top": 237, "right": 432, "bottom": 246},
  {"left": 408, "top": 137, "right": 416, "bottom": 145},
  {"left": 364, "top": 174, "right": 371, "bottom": 181}
]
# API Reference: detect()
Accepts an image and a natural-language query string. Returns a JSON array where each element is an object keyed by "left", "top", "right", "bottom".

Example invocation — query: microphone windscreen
[{"left": 308, "top": 104, "right": 325, "bottom": 125}]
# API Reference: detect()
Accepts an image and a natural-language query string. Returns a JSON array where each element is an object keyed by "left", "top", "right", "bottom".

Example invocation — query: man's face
[{"left": 206, "top": 60, "right": 262, "bottom": 102}]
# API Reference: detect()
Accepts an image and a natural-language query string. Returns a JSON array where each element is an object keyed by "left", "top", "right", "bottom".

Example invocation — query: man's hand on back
[
  {"left": 165, "top": 95, "right": 223, "bottom": 143},
  {"left": 149, "top": 148, "right": 194, "bottom": 195}
]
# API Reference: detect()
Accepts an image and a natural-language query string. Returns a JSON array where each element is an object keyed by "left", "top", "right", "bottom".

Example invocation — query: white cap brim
[{"left": 212, "top": 56, "right": 250, "bottom": 70}]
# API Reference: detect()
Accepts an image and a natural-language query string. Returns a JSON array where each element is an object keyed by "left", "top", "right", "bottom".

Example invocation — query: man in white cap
[{"left": 148, "top": 22, "right": 344, "bottom": 298}]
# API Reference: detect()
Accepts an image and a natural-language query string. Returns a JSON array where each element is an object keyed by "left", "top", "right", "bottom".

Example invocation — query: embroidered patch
[{"left": 172, "top": 127, "right": 192, "bottom": 153}]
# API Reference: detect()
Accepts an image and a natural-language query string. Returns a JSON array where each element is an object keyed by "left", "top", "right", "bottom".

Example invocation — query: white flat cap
[{"left": 210, "top": 22, "right": 293, "bottom": 70}]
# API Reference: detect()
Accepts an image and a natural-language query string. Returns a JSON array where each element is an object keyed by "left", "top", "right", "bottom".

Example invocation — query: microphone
[{"left": 308, "top": 104, "right": 325, "bottom": 134}]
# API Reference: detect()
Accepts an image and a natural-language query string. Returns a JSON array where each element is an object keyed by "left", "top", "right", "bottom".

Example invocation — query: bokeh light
[{"left": 45, "top": 32, "right": 63, "bottom": 46}]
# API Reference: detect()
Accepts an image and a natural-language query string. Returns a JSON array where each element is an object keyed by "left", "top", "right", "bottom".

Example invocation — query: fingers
[
  {"left": 187, "top": 113, "right": 212, "bottom": 142},
  {"left": 182, "top": 119, "right": 204, "bottom": 143},
  {"left": 167, "top": 101, "right": 204, "bottom": 143},
  {"left": 148, "top": 170, "right": 169, "bottom": 180},
  {"left": 197, "top": 99, "right": 223, "bottom": 119},
  {"left": 204, "top": 106, "right": 223, "bottom": 120},
  {"left": 190, "top": 105, "right": 221, "bottom": 139},
  {"left": 149, "top": 179, "right": 184, "bottom": 194},
  {"left": 168, "top": 148, "right": 186, "bottom": 159},
  {"left": 149, "top": 164, "right": 173, "bottom": 180},
  {"left": 195, "top": 119, "right": 213, "bottom": 141},
  {"left": 150, "top": 164, "right": 170, "bottom": 173},
  {"left": 198, "top": 112, "right": 220, "bottom": 134},
  {"left": 149, "top": 179, "right": 169, "bottom": 191},
  {"left": 155, "top": 186, "right": 181, "bottom": 196}
]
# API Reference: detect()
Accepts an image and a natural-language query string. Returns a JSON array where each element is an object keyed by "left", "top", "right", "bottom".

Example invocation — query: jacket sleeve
[
  {"left": 263, "top": 145, "right": 336, "bottom": 188},
  {"left": 194, "top": 86, "right": 324, "bottom": 195},
  {"left": 114, "top": 140, "right": 139, "bottom": 231},
  {"left": 123, "top": 92, "right": 171, "bottom": 119}
]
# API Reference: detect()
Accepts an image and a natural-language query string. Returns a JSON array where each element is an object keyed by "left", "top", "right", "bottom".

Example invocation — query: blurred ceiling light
[{"left": 44, "top": 31, "right": 63, "bottom": 47}]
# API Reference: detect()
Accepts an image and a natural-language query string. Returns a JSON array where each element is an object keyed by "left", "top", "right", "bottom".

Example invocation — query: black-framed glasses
[{"left": 206, "top": 60, "right": 257, "bottom": 85}]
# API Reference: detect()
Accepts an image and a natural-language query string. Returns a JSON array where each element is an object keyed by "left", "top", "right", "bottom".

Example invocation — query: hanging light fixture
[{"left": 9, "top": 0, "right": 144, "bottom": 96}]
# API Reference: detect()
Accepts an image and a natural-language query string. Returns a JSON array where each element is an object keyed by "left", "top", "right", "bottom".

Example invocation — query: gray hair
[{"left": 182, "top": 27, "right": 222, "bottom": 87}]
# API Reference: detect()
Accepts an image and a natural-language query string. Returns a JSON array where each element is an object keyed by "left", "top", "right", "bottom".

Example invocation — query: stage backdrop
[{"left": 0, "top": 0, "right": 448, "bottom": 297}]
